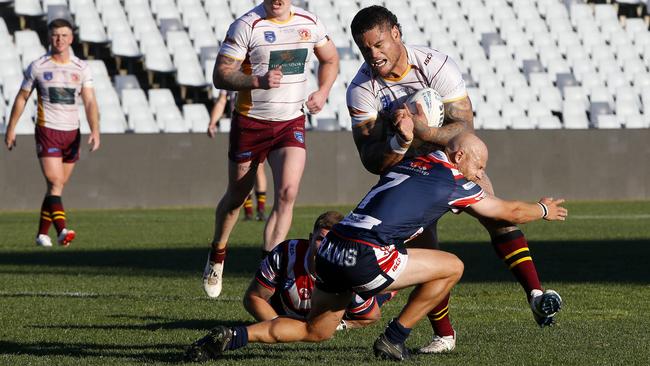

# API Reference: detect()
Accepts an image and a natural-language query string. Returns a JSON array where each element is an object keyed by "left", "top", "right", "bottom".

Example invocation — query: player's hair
[
  {"left": 312, "top": 211, "right": 344, "bottom": 233},
  {"left": 48, "top": 18, "right": 74, "bottom": 33},
  {"left": 350, "top": 5, "right": 402, "bottom": 40}
]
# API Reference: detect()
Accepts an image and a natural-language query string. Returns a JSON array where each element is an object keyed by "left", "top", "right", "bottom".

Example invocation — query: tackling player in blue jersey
[{"left": 185, "top": 133, "right": 568, "bottom": 362}]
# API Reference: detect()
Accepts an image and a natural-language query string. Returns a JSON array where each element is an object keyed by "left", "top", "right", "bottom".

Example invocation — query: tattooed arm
[
  {"left": 410, "top": 95, "right": 474, "bottom": 147},
  {"left": 212, "top": 54, "right": 282, "bottom": 91}
]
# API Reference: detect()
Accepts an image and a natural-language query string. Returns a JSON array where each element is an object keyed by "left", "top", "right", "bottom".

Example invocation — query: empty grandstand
[{"left": 1, "top": 0, "right": 649, "bottom": 135}]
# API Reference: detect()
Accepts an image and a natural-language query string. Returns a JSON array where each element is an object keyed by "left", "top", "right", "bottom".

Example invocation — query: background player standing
[
  {"left": 203, "top": 0, "right": 339, "bottom": 298},
  {"left": 4, "top": 18, "right": 100, "bottom": 248}
]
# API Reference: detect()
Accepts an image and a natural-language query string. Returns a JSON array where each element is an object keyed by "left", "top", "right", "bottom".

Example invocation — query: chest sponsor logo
[
  {"left": 293, "top": 131, "right": 304, "bottom": 143},
  {"left": 44, "top": 72, "right": 53, "bottom": 81},
  {"left": 409, "top": 160, "right": 433, "bottom": 171},
  {"left": 48, "top": 87, "right": 76, "bottom": 105},
  {"left": 299, "top": 287, "right": 311, "bottom": 300},
  {"left": 297, "top": 28, "right": 311, "bottom": 41},
  {"left": 264, "top": 31, "right": 276, "bottom": 43},
  {"left": 268, "top": 48, "right": 308, "bottom": 75}
]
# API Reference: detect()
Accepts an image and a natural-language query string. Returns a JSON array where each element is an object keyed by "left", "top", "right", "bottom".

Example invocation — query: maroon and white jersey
[
  {"left": 346, "top": 45, "right": 466, "bottom": 128},
  {"left": 21, "top": 53, "right": 93, "bottom": 131},
  {"left": 255, "top": 238, "right": 377, "bottom": 318},
  {"left": 219, "top": 4, "right": 330, "bottom": 121}
]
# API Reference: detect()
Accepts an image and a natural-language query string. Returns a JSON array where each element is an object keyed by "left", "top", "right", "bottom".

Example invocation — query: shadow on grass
[
  {"left": 31, "top": 319, "right": 254, "bottom": 332},
  {"left": 0, "top": 240, "right": 649, "bottom": 283},
  {"left": 0, "top": 340, "right": 369, "bottom": 363}
]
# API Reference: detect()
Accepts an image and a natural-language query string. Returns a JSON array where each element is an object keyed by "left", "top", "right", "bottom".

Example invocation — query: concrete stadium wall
[{"left": 1, "top": 129, "right": 648, "bottom": 210}]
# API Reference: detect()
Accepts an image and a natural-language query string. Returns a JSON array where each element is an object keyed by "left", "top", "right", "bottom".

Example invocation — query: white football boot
[
  {"left": 35, "top": 234, "right": 53, "bottom": 247},
  {"left": 202, "top": 252, "right": 224, "bottom": 298},
  {"left": 418, "top": 331, "right": 456, "bottom": 354},
  {"left": 57, "top": 228, "right": 76, "bottom": 246},
  {"left": 530, "top": 289, "right": 563, "bottom": 327}
]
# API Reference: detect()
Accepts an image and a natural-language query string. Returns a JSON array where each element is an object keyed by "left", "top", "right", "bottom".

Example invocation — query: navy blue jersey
[{"left": 334, "top": 151, "right": 485, "bottom": 247}]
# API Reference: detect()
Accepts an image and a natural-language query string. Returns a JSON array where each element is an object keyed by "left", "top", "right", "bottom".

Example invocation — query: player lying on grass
[
  {"left": 185, "top": 133, "right": 567, "bottom": 362},
  {"left": 244, "top": 210, "right": 395, "bottom": 329}
]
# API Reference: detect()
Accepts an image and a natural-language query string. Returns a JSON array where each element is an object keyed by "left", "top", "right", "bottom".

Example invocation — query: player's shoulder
[
  {"left": 348, "top": 63, "right": 374, "bottom": 94},
  {"left": 69, "top": 54, "right": 88, "bottom": 69},
  {"left": 292, "top": 6, "right": 319, "bottom": 24},
  {"left": 28, "top": 53, "right": 51, "bottom": 70},
  {"left": 234, "top": 3, "right": 264, "bottom": 27},
  {"left": 407, "top": 44, "right": 450, "bottom": 72}
]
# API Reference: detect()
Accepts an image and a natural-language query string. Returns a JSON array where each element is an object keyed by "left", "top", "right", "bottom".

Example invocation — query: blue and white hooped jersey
[{"left": 334, "top": 150, "right": 485, "bottom": 247}]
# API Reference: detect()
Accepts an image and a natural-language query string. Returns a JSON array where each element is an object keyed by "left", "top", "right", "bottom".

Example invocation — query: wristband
[
  {"left": 389, "top": 135, "right": 412, "bottom": 154},
  {"left": 537, "top": 202, "right": 549, "bottom": 218}
]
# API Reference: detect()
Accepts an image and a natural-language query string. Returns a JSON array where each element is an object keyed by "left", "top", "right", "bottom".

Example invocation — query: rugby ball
[{"left": 405, "top": 88, "right": 445, "bottom": 127}]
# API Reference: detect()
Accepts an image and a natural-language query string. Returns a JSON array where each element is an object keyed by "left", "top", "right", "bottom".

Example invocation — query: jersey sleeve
[
  {"left": 313, "top": 15, "right": 330, "bottom": 48},
  {"left": 81, "top": 63, "right": 94, "bottom": 88},
  {"left": 20, "top": 62, "right": 37, "bottom": 92},
  {"left": 346, "top": 79, "right": 378, "bottom": 128},
  {"left": 448, "top": 179, "right": 486, "bottom": 209},
  {"left": 430, "top": 56, "right": 467, "bottom": 103},
  {"left": 219, "top": 19, "right": 251, "bottom": 61},
  {"left": 254, "top": 244, "right": 284, "bottom": 290}
]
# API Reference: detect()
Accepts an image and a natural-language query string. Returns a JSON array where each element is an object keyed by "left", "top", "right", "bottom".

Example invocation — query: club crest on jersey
[
  {"left": 70, "top": 73, "right": 80, "bottom": 82},
  {"left": 298, "top": 28, "right": 311, "bottom": 41},
  {"left": 294, "top": 131, "right": 304, "bottom": 143},
  {"left": 44, "top": 72, "right": 53, "bottom": 81},
  {"left": 264, "top": 31, "right": 276, "bottom": 43}
]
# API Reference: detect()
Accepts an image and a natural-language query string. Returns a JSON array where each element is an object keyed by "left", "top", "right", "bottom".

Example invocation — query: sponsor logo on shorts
[
  {"left": 36, "top": 143, "right": 43, "bottom": 153},
  {"left": 298, "top": 28, "right": 311, "bottom": 41},
  {"left": 236, "top": 151, "right": 252, "bottom": 160},
  {"left": 44, "top": 72, "right": 53, "bottom": 81},
  {"left": 294, "top": 131, "right": 304, "bottom": 143},
  {"left": 264, "top": 31, "right": 276, "bottom": 43},
  {"left": 48, "top": 147, "right": 61, "bottom": 153}
]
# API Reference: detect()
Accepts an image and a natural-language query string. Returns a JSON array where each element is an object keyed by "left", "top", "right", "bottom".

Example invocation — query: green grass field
[{"left": 1, "top": 202, "right": 649, "bottom": 365}]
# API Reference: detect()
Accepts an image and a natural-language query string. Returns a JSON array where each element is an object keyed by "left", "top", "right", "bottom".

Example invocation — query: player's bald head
[
  {"left": 447, "top": 133, "right": 488, "bottom": 182},
  {"left": 448, "top": 133, "right": 487, "bottom": 160}
]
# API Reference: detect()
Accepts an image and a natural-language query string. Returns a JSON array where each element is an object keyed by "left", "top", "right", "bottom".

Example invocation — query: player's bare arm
[
  {"left": 412, "top": 96, "right": 474, "bottom": 147},
  {"left": 4, "top": 89, "right": 32, "bottom": 150},
  {"left": 208, "top": 91, "right": 228, "bottom": 138},
  {"left": 81, "top": 86, "right": 100, "bottom": 152},
  {"left": 468, "top": 195, "right": 568, "bottom": 224},
  {"left": 214, "top": 54, "right": 282, "bottom": 91},
  {"left": 306, "top": 39, "right": 339, "bottom": 114},
  {"left": 352, "top": 114, "right": 411, "bottom": 175},
  {"left": 243, "top": 280, "right": 279, "bottom": 321}
]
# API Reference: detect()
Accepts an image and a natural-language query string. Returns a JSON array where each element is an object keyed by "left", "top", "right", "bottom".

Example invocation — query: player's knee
[
  {"left": 276, "top": 185, "right": 299, "bottom": 205},
  {"left": 305, "top": 325, "right": 334, "bottom": 342},
  {"left": 450, "top": 256, "right": 464, "bottom": 282}
]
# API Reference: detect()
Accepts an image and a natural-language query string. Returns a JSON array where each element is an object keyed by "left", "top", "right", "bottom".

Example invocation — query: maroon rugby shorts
[
  {"left": 34, "top": 125, "right": 81, "bottom": 163},
  {"left": 228, "top": 113, "right": 306, "bottom": 163}
]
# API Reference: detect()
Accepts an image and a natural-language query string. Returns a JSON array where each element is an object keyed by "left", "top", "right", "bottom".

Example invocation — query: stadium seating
[{"left": 1, "top": 0, "right": 649, "bottom": 132}]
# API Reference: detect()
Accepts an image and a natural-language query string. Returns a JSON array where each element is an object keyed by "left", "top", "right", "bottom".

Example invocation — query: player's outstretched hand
[
  {"left": 539, "top": 197, "right": 568, "bottom": 221},
  {"left": 4, "top": 130, "right": 16, "bottom": 150},
  {"left": 306, "top": 89, "right": 327, "bottom": 114},
  {"left": 88, "top": 131, "right": 100, "bottom": 152},
  {"left": 258, "top": 66, "right": 283, "bottom": 89}
]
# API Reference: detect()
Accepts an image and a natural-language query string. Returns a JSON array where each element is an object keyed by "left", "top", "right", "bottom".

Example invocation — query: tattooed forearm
[
  {"left": 429, "top": 97, "right": 474, "bottom": 146},
  {"left": 213, "top": 55, "right": 258, "bottom": 90}
]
